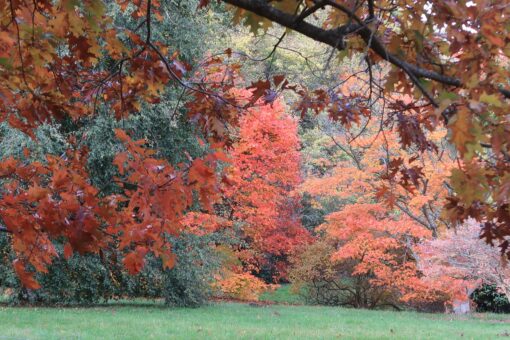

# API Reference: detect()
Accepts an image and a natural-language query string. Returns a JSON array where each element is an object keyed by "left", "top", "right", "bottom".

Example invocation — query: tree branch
[
  {"left": 223, "top": 0, "right": 356, "bottom": 49},
  {"left": 367, "top": 0, "right": 375, "bottom": 19},
  {"left": 222, "top": 0, "right": 510, "bottom": 99},
  {"left": 394, "top": 200, "right": 430, "bottom": 230},
  {"left": 294, "top": 0, "right": 326, "bottom": 24},
  {"left": 0, "top": 225, "right": 11, "bottom": 233}
]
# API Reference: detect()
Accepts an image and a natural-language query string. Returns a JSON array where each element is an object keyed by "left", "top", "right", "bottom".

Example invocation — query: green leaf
[
  {"left": 438, "top": 91, "right": 459, "bottom": 101},
  {"left": 480, "top": 92, "right": 503, "bottom": 107},
  {"left": 0, "top": 57, "right": 11, "bottom": 69}
]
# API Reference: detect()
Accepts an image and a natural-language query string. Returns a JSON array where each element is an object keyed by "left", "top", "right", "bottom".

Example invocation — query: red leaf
[
  {"left": 162, "top": 253, "right": 177, "bottom": 269},
  {"left": 114, "top": 129, "right": 131, "bottom": 143},
  {"left": 13, "top": 260, "right": 41, "bottom": 290},
  {"left": 197, "top": 0, "right": 210, "bottom": 9},
  {"left": 246, "top": 80, "right": 271, "bottom": 106},
  {"left": 273, "top": 75, "right": 285, "bottom": 87},
  {"left": 123, "top": 246, "right": 148, "bottom": 275},
  {"left": 64, "top": 243, "right": 73, "bottom": 260}
]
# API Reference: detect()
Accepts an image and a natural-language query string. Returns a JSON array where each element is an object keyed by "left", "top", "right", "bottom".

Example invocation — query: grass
[
  {"left": 2, "top": 301, "right": 510, "bottom": 339},
  {"left": 259, "top": 284, "right": 304, "bottom": 304}
]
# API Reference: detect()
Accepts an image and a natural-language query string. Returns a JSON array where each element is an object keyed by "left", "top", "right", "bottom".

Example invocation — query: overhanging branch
[
  {"left": 223, "top": 0, "right": 354, "bottom": 49},
  {"left": 222, "top": 0, "right": 510, "bottom": 99}
]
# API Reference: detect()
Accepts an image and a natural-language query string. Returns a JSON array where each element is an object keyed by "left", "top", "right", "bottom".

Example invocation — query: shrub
[
  {"left": 288, "top": 240, "right": 346, "bottom": 306},
  {"left": 0, "top": 237, "right": 118, "bottom": 306},
  {"left": 289, "top": 239, "right": 411, "bottom": 310},
  {"left": 211, "top": 246, "right": 273, "bottom": 301},
  {"left": 162, "top": 233, "right": 221, "bottom": 307},
  {"left": 0, "top": 233, "right": 221, "bottom": 307},
  {"left": 212, "top": 271, "right": 273, "bottom": 301},
  {"left": 471, "top": 284, "right": 510, "bottom": 313}
]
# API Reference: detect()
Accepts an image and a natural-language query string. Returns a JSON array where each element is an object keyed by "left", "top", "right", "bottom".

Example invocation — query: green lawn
[
  {"left": 1, "top": 301, "right": 510, "bottom": 339},
  {"left": 259, "top": 284, "right": 304, "bottom": 304}
]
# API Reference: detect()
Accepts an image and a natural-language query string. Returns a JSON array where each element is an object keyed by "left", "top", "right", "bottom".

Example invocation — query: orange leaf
[
  {"left": 63, "top": 243, "right": 73, "bottom": 260},
  {"left": 13, "top": 260, "right": 41, "bottom": 290}
]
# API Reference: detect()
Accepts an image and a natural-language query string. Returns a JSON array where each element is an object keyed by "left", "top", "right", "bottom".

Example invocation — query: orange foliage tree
[
  {"left": 222, "top": 98, "right": 311, "bottom": 282},
  {"left": 313, "top": 203, "right": 433, "bottom": 309},
  {"left": 173, "top": 96, "right": 309, "bottom": 299},
  {"left": 297, "top": 94, "right": 457, "bottom": 308}
]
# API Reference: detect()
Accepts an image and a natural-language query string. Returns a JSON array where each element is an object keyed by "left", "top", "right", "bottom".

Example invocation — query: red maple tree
[{"left": 222, "top": 97, "right": 311, "bottom": 281}]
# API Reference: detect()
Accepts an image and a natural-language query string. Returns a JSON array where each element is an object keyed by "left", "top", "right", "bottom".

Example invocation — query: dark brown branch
[
  {"left": 394, "top": 200, "right": 430, "bottom": 229},
  {"left": 146, "top": 0, "right": 152, "bottom": 43},
  {"left": 294, "top": 0, "right": 326, "bottom": 24},
  {"left": 222, "top": 0, "right": 510, "bottom": 99},
  {"left": 0, "top": 225, "right": 11, "bottom": 233},
  {"left": 321, "top": 0, "right": 460, "bottom": 87},
  {"left": 367, "top": 0, "right": 375, "bottom": 19},
  {"left": 223, "top": 0, "right": 356, "bottom": 49},
  {"left": 322, "top": 129, "right": 362, "bottom": 170},
  {"left": 257, "top": 31, "right": 287, "bottom": 62}
]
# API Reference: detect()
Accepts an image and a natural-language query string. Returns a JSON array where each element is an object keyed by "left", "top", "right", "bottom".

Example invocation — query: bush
[
  {"left": 288, "top": 240, "right": 402, "bottom": 309},
  {"left": 0, "top": 233, "right": 221, "bottom": 307},
  {"left": 162, "top": 233, "right": 221, "bottom": 307},
  {"left": 212, "top": 271, "right": 273, "bottom": 301},
  {"left": 471, "top": 284, "right": 510, "bottom": 313},
  {"left": 0, "top": 236, "right": 121, "bottom": 306},
  {"left": 14, "top": 253, "right": 116, "bottom": 306},
  {"left": 0, "top": 234, "right": 17, "bottom": 292},
  {"left": 288, "top": 240, "right": 345, "bottom": 306}
]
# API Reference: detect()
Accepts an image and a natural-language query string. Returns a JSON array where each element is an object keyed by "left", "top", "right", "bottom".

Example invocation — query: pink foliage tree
[{"left": 416, "top": 220, "right": 510, "bottom": 309}]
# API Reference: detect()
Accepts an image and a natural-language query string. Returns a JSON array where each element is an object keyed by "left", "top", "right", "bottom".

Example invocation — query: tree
[
  {"left": 290, "top": 202, "right": 436, "bottom": 309},
  {"left": 301, "top": 111, "right": 455, "bottom": 236},
  {"left": 324, "top": 203, "right": 431, "bottom": 308},
  {"left": 416, "top": 220, "right": 510, "bottom": 302},
  {"left": 0, "top": 0, "right": 241, "bottom": 288},
  {"left": 222, "top": 96, "right": 311, "bottom": 281},
  {"left": 295, "top": 103, "right": 465, "bottom": 309}
]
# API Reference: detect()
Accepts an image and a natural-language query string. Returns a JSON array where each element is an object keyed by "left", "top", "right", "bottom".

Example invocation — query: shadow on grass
[{"left": 0, "top": 298, "right": 172, "bottom": 309}]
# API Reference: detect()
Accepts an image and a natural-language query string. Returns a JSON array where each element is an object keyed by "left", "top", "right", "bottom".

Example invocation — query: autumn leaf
[
  {"left": 64, "top": 243, "right": 73, "bottom": 260},
  {"left": 448, "top": 107, "right": 475, "bottom": 157},
  {"left": 246, "top": 80, "right": 271, "bottom": 106},
  {"left": 13, "top": 260, "right": 41, "bottom": 290},
  {"left": 123, "top": 246, "right": 148, "bottom": 275},
  {"left": 27, "top": 184, "right": 49, "bottom": 201},
  {"left": 162, "top": 253, "right": 177, "bottom": 269},
  {"left": 197, "top": 0, "right": 210, "bottom": 9}
]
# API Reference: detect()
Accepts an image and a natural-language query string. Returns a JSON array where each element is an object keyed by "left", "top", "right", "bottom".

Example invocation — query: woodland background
[{"left": 0, "top": 0, "right": 509, "bottom": 317}]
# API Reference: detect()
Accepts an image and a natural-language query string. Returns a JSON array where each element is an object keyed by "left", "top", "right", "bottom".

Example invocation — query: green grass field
[
  {"left": 1, "top": 300, "right": 510, "bottom": 339},
  {"left": 259, "top": 284, "right": 304, "bottom": 304}
]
